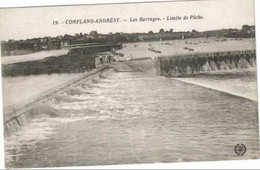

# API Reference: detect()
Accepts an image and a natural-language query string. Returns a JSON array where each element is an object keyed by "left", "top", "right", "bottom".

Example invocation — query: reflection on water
[{"left": 4, "top": 68, "right": 259, "bottom": 168}]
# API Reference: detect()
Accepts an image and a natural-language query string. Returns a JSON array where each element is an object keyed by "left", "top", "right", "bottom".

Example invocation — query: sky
[{"left": 0, "top": 0, "right": 255, "bottom": 41}]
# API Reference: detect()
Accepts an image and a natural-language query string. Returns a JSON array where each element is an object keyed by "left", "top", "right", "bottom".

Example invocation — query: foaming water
[
  {"left": 4, "top": 68, "right": 259, "bottom": 168},
  {"left": 64, "top": 87, "right": 93, "bottom": 96},
  {"left": 4, "top": 117, "right": 57, "bottom": 163},
  {"left": 28, "top": 103, "right": 61, "bottom": 118},
  {"left": 47, "top": 95, "right": 84, "bottom": 105},
  {"left": 174, "top": 71, "right": 258, "bottom": 101}
]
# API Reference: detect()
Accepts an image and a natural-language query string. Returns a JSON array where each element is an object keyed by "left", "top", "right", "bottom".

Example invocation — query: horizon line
[{"left": 1, "top": 24, "right": 255, "bottom": 42}]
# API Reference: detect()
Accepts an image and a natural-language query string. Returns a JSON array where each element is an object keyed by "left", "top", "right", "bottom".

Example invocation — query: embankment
[{"left": 2, "top": 52, "right": 96, "bottom": 77}]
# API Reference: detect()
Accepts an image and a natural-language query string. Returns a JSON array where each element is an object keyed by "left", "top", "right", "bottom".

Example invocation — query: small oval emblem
[{"left": 235, "top": 144, "right": 246, "bottom": 156}]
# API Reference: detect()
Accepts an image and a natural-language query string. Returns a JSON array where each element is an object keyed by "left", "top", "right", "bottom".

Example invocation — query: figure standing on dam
[
  {"left": 99, "top": 56, "right": 104, "bottom": 65},
  {"left": 108, "top": 55, "right": 112, "bottom": 63}
]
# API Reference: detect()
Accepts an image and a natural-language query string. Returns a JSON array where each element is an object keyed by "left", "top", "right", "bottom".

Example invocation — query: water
[
  {"left": 2, "top": 73, "right": 81, "bottom": 108},
  {"left": 4, "top": 67, "right": 259, "bottom": 168},
  {"left": 2, "top": 38, "right": 258, "bottom": 167},
  {"left": 160, "top": 52, "right": 256, "bottom": 77},
  {"left": 175, "top": 71, "right": 258, "bottom": 101},
  {"left": 1, "top": 38, "right": 255, "bottom": 107},
  {"left": 118, "top": 38, "right": 255, "bottom": 59},
  {"left": 1, "top": 49, "right": 69, "bottom": 65}
]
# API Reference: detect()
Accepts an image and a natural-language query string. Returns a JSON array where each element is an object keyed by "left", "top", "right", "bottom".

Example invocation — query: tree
[
  {"left": 89, "top": 31, "right": 98, "bottom": 36},
  {"left": 159, "top": 29, "right": 165, "bottom": 34},
  {"left": 169, "top": 29, "right": 173, "bottom": 33},
  {"left": 148, "top": 31, "right": 154, "bottom": 35},
  {"left": 87, "top": 38, "right": 93, "bottom": 43},
  {"left": 242, "top": 25, "right": 251, "bottom": 32}
]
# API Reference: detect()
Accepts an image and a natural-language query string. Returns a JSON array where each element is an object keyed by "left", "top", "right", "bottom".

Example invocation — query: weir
[
  {"left": 159, "top": 50, "right": 256, "bottom": 77},
  {"left": 3, "top": 66, "right": 109, "bottom": 135},
  {"left": 3, "top": 50, "right": 257, "bottom": 135}
]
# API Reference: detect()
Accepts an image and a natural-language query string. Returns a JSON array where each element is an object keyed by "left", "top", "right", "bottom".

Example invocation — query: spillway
[{"left": 159, "top": 50, "right": 256, "bottom": 77}]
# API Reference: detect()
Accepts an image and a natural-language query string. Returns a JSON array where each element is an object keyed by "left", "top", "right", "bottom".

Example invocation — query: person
[
  {"left": 105, "top": 55, "right": 108, "bottom": 63},
  {"left": 108, "top": 55, "right": 112, "bottom": 63},
  {"left": 100, "top": 56, "right": 103, "bottom": 65}
]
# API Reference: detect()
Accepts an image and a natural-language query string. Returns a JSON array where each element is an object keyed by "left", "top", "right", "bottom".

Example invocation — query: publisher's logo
[{"left": 235, "top": 144, "right": 246, "bottom": 156}]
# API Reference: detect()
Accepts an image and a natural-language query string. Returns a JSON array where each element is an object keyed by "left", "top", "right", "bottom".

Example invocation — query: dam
[
  {"left": 3, "top": 49, "right": 259, "bottom": 168},
  {"left": 3, "top": 66, "right": 109, "bottom": 135},
  {"left": 159, "top": 50, "right": 256, "bottom": 77},
  {"left": 3, "top": 49, "right": 257, "bottom": 134}
]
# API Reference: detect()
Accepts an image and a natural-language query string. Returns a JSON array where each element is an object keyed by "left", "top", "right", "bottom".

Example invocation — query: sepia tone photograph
[{"left": 0, "top": 0, "right": 259, "bottom": 168}]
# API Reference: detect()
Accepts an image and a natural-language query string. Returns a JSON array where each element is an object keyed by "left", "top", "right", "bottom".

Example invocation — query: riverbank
[{"left": 2, "top": 52, "right": 96, "bottom": 77}]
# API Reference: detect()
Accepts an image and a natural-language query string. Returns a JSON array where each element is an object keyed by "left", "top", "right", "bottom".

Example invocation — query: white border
[{"left": 0, "top": 0, "right": 259, "bottom": 169}]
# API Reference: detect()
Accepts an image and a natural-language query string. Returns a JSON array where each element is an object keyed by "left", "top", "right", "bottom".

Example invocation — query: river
[
  {"left": 117, "top": 37, "right": 256, "bottom": 59},
  {"left": 4, "top": 65, "right": 259, "bottom": 168},
  {"left": 2, "top": 38, "right": 259, "bottom": 168},
  {"left": 2, "top": 73, "right": 80, "bottom": 108},
  {"left": 1, "top": 49, "right": 69, "bottom": 65}
]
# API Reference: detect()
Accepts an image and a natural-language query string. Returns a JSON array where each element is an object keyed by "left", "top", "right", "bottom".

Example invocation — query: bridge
[{"left": 68, "top": 43, "right": 122, "bottom": 55}]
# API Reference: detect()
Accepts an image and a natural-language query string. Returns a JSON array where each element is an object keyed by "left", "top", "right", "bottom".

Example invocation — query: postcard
[{"left": 0, "top": 0, "right": 259, "bottom": 168}]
